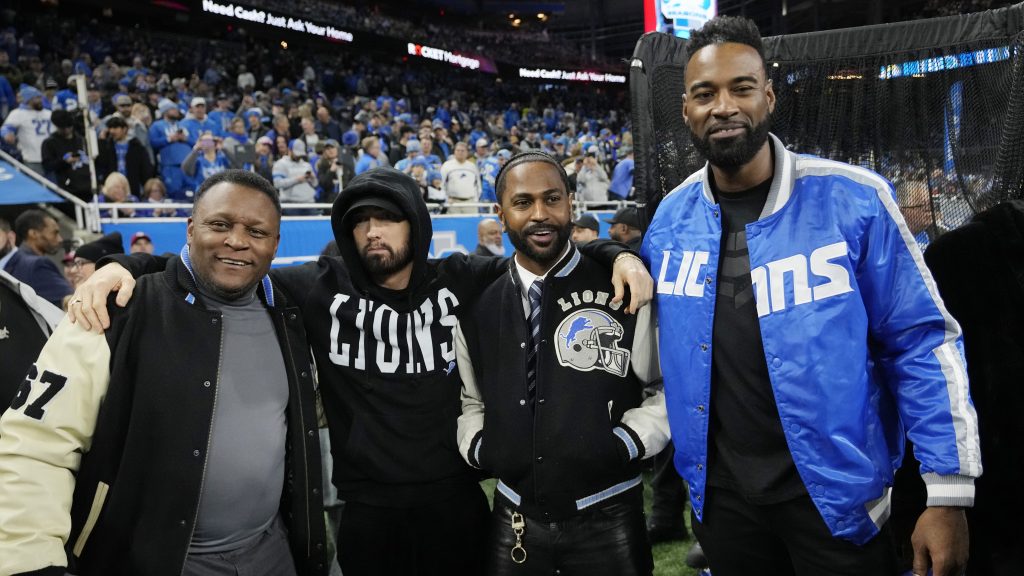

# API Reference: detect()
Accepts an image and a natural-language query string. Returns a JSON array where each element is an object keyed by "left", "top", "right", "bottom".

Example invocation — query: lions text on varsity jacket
[
  {"left": 456, "top": 244, "right": 670, "bottom": 520},
  {"left": 0, "top": 257, "right": 326, "bottom": 576},
  {"left": 641, "top": 133, "right": 982, "bottom": 545}
]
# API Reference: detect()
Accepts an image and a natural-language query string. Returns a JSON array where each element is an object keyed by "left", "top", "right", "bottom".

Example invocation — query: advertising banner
[{"left": 102, "top": 212, "right": 618, "bottom": 266}]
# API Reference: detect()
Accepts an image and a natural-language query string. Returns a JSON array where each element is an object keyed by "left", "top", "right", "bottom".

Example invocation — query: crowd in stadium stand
[{"left": 0, "top": 9, "right": 634, "bottom": 217}]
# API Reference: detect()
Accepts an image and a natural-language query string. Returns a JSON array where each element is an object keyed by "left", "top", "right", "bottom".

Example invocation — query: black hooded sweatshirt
[{"left": 106, "top": 167, "right": 630, "bottom": 508}]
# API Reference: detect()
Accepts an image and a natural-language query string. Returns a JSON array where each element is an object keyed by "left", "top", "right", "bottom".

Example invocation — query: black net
[{"left": 630, "top": 3, "right": 1024, "bottom": 236}]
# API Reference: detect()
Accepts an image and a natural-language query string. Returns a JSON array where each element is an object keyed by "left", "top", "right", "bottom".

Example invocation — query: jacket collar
[
  {"left": 693, "top": 133, "right": 797, "bottom": 219},
  {"left": 507, "top": 241, "right": 581, "bottom": 292},
  {"left": 178, "top": 245, "right": 276, "bottom": 308}
]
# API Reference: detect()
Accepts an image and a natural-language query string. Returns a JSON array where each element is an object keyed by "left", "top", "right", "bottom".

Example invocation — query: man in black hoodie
[{"left": 70, "top": 167, "right": 653, "bottom": 576}]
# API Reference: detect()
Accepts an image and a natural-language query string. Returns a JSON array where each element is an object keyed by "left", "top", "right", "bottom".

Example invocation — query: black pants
[
  {"left": 649, "top": 443, "right": 688, "bottom": 531},
  {"left": 486, "top": 500, "right": 653, "bottom": 576},
  {"left": 691, "top": 487, "right": 898, "bottom": 576},
  {"left": 337, "top": 485, "right": 490, "bottom": 576}
]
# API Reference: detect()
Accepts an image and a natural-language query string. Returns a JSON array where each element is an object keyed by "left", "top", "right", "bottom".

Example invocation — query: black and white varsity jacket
[{"left": 457, "top": 244, "right": 670, "bottom": 520}]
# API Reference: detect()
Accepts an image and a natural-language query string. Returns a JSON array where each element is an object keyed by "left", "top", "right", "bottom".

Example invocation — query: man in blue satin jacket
[{"left": 641, "top": 16, "right": 980, "bottom": 576}]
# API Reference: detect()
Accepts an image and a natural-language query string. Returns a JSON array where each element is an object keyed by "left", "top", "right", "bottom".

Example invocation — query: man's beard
[
  {"left": 30, "top": 102, "right": 43, "bottom": 111},
  {"left": 507, "top": 220, "right": 573, "bottom": 268},
  {"left": 360, "top": 242, "right": 413, "bottom": 280},
  {"left": 690, "top": 112, "right": 772, "bottom": 171}
]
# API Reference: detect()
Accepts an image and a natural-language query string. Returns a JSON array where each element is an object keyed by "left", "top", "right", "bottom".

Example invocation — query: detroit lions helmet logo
[{"left": 554, "top": 309, "right": 630, "bottom": 377}]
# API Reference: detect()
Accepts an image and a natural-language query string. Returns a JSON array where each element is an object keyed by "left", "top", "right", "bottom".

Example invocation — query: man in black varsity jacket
[
  {"left": 0, "top": 170, "right": 327, "bottom": 576},
  {"left": 68, "top": 167, "right": 654, "bottom": 576},
  {"left": 456, "top": 152, "right": 670, "bottom": 576}
]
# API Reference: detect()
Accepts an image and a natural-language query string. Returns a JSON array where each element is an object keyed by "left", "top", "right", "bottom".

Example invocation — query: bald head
[{"left": 478, "top": 218, "right": 502, "bottom": 249}]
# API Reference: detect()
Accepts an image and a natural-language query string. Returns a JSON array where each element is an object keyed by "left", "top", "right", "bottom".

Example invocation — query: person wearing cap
[
  {"left": 576, "top": 147, "right": 611, "bottom": 205},
  {"left": 41, "top": 109, "right": 91, "bottom": 202},
  {"left": 609, "top": 146, "right": 635, "bottom": 201},
  {"left": 182, "top": 97, "right": 220, "bottom": 139},
  {"left": 476, "top": 138, "right": 500, "bottom": 204},
  {"left": 244, "top": 107, "right": 266, "bottom": 142},
  {"left": 572, "top": 213, "right": 601, "bottom": 246},
  {"left": 432, "top": 119, "right": 453, "bottom": 159},
  {"left": 252, "top": 135, "right": 275, "bottom": 182},
  {"left": 273, "top": 139, "right": 318, "bottom": 214},
  {"left": 605, "top": 207, "right": 643, "bottom": 251},
  {"left": 96, "top": 115, "right": 154, "bottom": 198},
  {"left": 393, "top": 138, "right": 422, "bottom": 174},
  {"left": 208, "top": 94, "right": 236, "bottom": 136},
  {"left": 66, "top": 232, "right": 125, "bottom": 289},
  {"left": 72, "top": 167, "right": 654, "bottom": 576},
  {"left": 316, "top": 138, "right": 354, "bottom": 205},
  {"left": 2, "top": 85, "right": 53, "bottom": 173},
  {"left": 99, "top": 93, "right": 135, "bottom": 131},
  {"left": 0, "top": 170, "right": 328, "bottom": 576},
  {"left": 440, "top": 141, "right": 481, "bottom": 214},
  {"left": 129, "top": 231, "right": 154, "bottom": 254},
  {"left": 149, "top": 99, "right": 195, "bottom": 201},
  {"left": 553, "top": 137, "right": 569, "bottom": 163}
]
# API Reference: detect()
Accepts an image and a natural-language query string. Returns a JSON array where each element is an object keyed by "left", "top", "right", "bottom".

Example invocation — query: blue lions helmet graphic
[{"left": 555, "top": 309, "right": 630, "bottom": 377}]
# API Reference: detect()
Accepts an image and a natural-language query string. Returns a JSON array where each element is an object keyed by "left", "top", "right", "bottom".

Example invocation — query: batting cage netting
[{"left": 630, "top": 2, "right": 1024, "bottom": 234}]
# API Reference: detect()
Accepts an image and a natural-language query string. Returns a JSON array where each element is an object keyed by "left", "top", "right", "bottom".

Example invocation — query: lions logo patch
[{"left": 554, "top": 309, "right": 630, "bottom": 377}]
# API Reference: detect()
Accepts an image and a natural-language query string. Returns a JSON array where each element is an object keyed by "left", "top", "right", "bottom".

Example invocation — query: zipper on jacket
[{"left": 178, "top": 312, "right": 224, "bottom": 576}]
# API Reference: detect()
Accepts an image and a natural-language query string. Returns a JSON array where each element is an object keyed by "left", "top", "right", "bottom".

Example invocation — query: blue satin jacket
[{"left": 641, "top": 134, "right": 982, "bottom": 544}]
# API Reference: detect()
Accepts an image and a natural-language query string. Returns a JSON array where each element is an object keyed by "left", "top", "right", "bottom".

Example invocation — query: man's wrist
[{"left": 614, "top": 252, "right": 642, "bottom": 265}]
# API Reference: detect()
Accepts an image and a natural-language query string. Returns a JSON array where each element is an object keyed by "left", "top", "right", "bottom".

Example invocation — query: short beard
[
  {"left": 690, "top": 112, "right": 772, "bottom": 172},
  {"left": 361, "top": 242, "right": 413, "bottom": 280},
  {"left": 507, "top": 220, "right": 573, "bottom": 268}
]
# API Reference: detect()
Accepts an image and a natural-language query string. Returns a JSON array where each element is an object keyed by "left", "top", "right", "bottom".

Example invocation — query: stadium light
[
  {"left": 280, "top": 40, "right": 288, "bottom": 49},
  {"left": 508, "top": 13, "right": 515, "bottom": 19},
  {"left": 512, "top": 18, "right": 522, "bottom": 27},
  {"left": 538, "top": 13, "right": 548, "bottom": 21}
]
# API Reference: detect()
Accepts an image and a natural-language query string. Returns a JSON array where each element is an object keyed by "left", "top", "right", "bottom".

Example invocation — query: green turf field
[{"left": 480, "top": 472, "right": 699, "bottom": 576}]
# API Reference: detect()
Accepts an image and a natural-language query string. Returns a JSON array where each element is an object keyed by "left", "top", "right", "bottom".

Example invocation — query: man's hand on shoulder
[
  {"left": 67, "top": 263, "right": 136, "bottom": 333},
  {"left": 911, "top": 506, "right": 969, "bottom": 576},
  {"left": 610, "top": 253, "right": 652, "bottom": 314}
]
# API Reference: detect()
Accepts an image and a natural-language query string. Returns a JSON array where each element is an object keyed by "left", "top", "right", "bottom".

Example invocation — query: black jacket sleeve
[{"left": 98, "top": 253, "right": 169, "bottom": 277}]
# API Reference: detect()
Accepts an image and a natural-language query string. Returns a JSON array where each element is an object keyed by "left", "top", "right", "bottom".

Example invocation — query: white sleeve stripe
[{"left": 796, "top": 160, "right": 980, "bottom": 477}]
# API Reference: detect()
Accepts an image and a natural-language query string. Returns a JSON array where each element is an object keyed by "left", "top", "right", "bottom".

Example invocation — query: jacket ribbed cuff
[
  {"left": 612, "top": 425, "right": 645, "bottom": 461},
  {"left": 468, "top": 431, "right": 484, "bottom": 469},
  {"left": 922, "top": 472, "right": 975, "bottom": 507}
]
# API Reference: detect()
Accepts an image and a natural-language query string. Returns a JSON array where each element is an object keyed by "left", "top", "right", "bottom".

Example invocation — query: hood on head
[{"left": 331, "top": 167, "right": 432, "bottom": 294}]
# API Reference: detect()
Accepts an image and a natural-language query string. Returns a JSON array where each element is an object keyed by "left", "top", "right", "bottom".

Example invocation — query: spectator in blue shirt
[
  {"left": 354, "top": 135, "right": 385, "bottom": 175},
  {"left": 608, "top": 146, "right": 634, "bottom": 200}
]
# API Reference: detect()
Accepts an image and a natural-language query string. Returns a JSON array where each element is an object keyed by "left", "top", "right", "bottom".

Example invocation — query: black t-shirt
[
  {"left": 707, "top": 167, "right": 807, "bottom": 504},
  {"left": 0, "top": 282, "right": 49, "bottom": 410}
]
